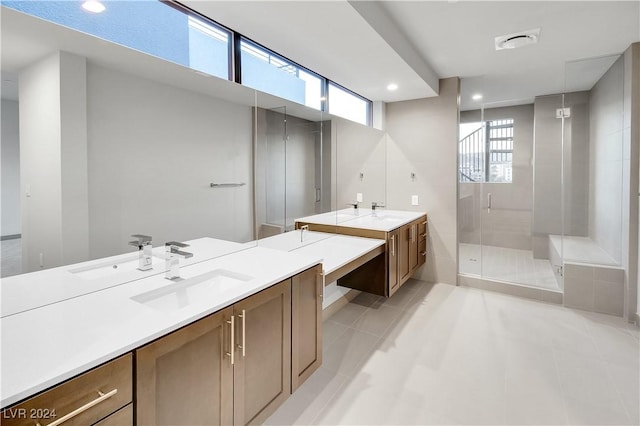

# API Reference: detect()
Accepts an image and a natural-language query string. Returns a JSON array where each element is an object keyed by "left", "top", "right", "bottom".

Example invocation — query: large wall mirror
[{"left": 1, "top": 2, "right": 389, "bottom": 316}]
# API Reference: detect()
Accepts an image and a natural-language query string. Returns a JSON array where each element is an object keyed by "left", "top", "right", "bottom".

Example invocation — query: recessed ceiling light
[
  {"left": 472, "top": 94, "right": 483, "bottom": 101},
  {"left": 82, "top": 1, "right": 106, "bottom": 13},
  {"left": 387, "top": 83, "right": 398, "bottom": 91},
  {"left": 495, "top": 28, "right": 540, "bottom": 50}
]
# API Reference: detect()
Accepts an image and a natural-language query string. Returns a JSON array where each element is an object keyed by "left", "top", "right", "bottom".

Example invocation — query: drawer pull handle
[
  {"left": 420, "top": 233, "right": 427, "bottom": 238},
  {"left": 421, "top": 221, "right": 427, "bottom": 226},
  {"left": 38, "top": 389, "right": 118, "bottom": 426},
  {"left": 238, "top": 309, "right": 246, "bottom": 357},
  {"left": 226, "top": 316, "right": 235, "bottom": 365},
  {"left": 390, "top": 235, "right": 395, "bottom": 257},
  {"left": 421, "top": 251, "right": 427, "bottom": 256}
]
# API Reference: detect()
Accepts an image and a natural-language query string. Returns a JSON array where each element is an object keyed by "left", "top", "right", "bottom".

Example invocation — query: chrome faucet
[
  {"left": 165, "top": 241, "right": 193, "bottom": 280},
  {"left": 128, "top": 234, "right": 153, "bottom": 271},
  {"left": 371, "top": 202, "right": 385, "bottom": 217},
  {"left": 347, "top": 202, "right": 360, "bottom": 215},
  {"left": 300, "top": 224, "right": 309, "bottom": 242}
]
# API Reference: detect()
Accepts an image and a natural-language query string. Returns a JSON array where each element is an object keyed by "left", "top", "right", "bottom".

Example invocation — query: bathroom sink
[
  {"left": 69, "top": 254, "right": 164, "bottom": 280},
  {"left": 130, "top": 269, "right": 254, "bottom": 312}
]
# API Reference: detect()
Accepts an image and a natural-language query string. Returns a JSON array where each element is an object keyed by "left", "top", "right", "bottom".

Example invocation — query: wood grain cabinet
[
  {"left": 306, "top": 215, "right": 427, "bottom": 298},
  {"left": 136, "top": 277, "right": 298, "bottom": 426},
  {"left": 136, "top": 307, "right": 234, "bottom": 426},
  {"left": 291, "top": 265, "right": 323, "bottom": 391},
  {"left": 232, "top": 279, "right": 291, "bottom": 426},
  {"left": 388, "top": 228, "right": 400, "bottom": 297},
  {"left": 1, "top": 354, "right": 132, "bottom": 426}
]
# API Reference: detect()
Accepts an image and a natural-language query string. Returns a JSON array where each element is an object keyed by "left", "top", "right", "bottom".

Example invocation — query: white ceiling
[
  {"left": 2, "top": 1, "right": 639, "bottom": 111},
  {"left": 185, "top": 0, "right": 640, "bottom": 110}
]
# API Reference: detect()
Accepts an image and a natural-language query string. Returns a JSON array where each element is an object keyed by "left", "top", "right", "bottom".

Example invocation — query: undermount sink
[
  {"left": 69, "top": 254, "right": 164, "bottom": 280},
  {"left": 131, "top": 269, "right": 254, "bottom": 312}
]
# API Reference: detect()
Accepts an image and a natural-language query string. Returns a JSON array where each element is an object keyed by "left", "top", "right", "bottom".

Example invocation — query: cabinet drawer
[
  {"left": 419, "top": 240, "right": 427, "bottom": 257},
  {"left": 418, "top": 219, "right": 428, "bottom": 239},
  {"left": 93, "top": 404, "right": 132, "bottom": 426},
  {"left": 2, "top": 354, "right": 132, "bottom": 426}
]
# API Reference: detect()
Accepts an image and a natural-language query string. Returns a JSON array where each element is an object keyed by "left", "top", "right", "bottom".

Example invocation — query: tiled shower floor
[{"left": 459, "top": 243, "right": 560, "bottom": 291}]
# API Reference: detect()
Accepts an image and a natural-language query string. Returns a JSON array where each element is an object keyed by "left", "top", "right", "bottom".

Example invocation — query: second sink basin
[
  {"left": 69, "top": 254, "right": 165, "bottom": 280},
  {"left": 131, "top": 269, "right": 254, "bottom": 312}
]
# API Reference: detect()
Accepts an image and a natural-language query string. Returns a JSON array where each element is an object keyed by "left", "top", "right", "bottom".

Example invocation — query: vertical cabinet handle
[
  {"left": 238, "top": 309, "right": 246, "bottom": 357},
  {"left": 391, "top": 235, "right": 395, "bottom": 257},
  {"left": 226, "top": 316, "right": 235, "bottom": 365},
  {"left": 487, "top": 193, "right": 492, "bottom": 213},
  {"left": 412, "top": 225, "right": 416, "bottom": 243}
]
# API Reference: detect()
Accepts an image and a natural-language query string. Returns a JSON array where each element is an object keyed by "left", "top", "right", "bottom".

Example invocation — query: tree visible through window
[{"left": 459, "top": 118, "right": 514, "bottom": 183}]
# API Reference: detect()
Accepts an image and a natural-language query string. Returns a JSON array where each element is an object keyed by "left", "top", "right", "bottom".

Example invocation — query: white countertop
[
  {"left": 0, "top": 246, "right": 321, "bottom": 408},
  {"left": 258, "top": 230, "right": 386, "bottom": 275},
  {"left": 258, "top": 230, "right": 385, "bottom": 277},
  {"left": 295, "top": 208, "right": 427, "bottom": 232},
  {"left": 1, "top": 238, "right": 247, "bottom": 318}
]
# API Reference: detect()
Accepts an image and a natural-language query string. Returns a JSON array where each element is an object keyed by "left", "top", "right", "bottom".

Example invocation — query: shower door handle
[{"left": 487, "top": 193, "right": 492, "bottom": 213}]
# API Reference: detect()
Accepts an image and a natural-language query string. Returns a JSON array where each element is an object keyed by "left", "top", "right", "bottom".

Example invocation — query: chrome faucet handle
[
  {"left": 347, "top": 202, "right": 359, "bottom": 209},
  {"left": 165, "top": 241, "right": 189, "bottom": 249},
  {"left": 165, "top": 241, "right": 193, "bottom": 258},
  {"left": 129, "top": 234, "right": 152, "bottom": 247},
  {"left": 371, "top": 202, "right": 385, "bottom": 210}
]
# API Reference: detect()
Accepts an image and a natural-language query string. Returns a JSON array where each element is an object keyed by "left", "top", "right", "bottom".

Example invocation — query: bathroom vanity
[
  {"left": 1, "top": 210, "right": 427, "bottom": 425},
  {"left": 1, "top": 244, "right": 323, "bottom": 426},
  {"left": 295, "top": 209, "right": 428, "bottom": 297}
]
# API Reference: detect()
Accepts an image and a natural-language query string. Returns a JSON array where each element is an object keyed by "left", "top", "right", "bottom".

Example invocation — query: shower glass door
[{"left": 458, "top": 96, "right": 564, "bottom": 290}]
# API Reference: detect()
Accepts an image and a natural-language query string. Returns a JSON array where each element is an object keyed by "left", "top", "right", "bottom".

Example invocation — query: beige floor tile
[
  {"left": 350, "top": 304, "right": 403, "bottom": 336},
  {"left": 327, "top": 302, "right": 368, "bottom": 327},
  {"left": 322, "top": 328, "right": 380, "bottom": 377},
  {"left": 268, "top": 283, "right": 636, "bottom": 426},
  {"left": 322, "top": 320, "right": 349, "bottom": 347}
]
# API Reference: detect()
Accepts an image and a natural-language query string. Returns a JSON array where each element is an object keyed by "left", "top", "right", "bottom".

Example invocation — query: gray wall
[
  {"left": 334, "top": 116, "right": 387, "bottom": 209},
  {"left": 87, "top": 62, "right": 254, "bottom": 259},
  {"left": 533, "top": 92, "right": 591, "bottom": 246},
  {"left": 459, "top": 104, "right": 534, "bottom": 251},
  {"left": 19, "top": 51, "right": 89, "bottom": 272},
  {"left": 1, "top": 99, "right": 20, "bottom": 237},
  {"left": 589, "top": 56, "right": 624, "bottom": 264},
  {"left": 386, "top": 77, "right": 460, "bottom": 285}
]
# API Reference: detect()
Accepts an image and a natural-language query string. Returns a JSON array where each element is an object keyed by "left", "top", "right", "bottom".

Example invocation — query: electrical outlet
[
  {"left": 357, "top": 193, "right": 363, "bottom": 203},
  {"left": 411, "top": 195, "right": 419, "bottom": 206}
]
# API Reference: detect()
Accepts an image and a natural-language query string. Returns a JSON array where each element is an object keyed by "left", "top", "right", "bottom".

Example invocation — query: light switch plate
[
  {"left": 411, "top": 195, "right": 419, "bottom": 206},
  {"left": 357, "top": 193, "right": 363, "bottom": 203}
]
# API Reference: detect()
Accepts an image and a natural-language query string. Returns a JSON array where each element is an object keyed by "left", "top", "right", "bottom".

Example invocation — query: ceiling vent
[{"left": 495, "top": 28, "right": 540, "bottom": 50}]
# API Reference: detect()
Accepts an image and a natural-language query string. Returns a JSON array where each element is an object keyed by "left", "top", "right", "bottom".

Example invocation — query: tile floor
[
  {"left": 266, "top": 280, "right": 639, "bottom": 425},
  {"left": 459, "top": 243, "right": 560, "bottom": 291},
  {"left": 1, "top": 238, "right": 22, "bottom": 278}
]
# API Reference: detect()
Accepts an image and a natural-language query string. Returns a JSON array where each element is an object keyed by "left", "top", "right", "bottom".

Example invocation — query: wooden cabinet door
[
  {"left": 136, "top": 308, "right": 234, "bottom": 426},
  {"left": 292, "top": 265, "right": 323, "bottom": 391},
  {"left": 233, "top": 280, "right": 292, "bottom": 426},
  {"left": 409, "top": 223, "right": 419, "bottom": 272},
  {"left": 399, "top": 224, "right": 411, "bottom": 282},
  {"left": 388, "top": 229, "right": 400, "bottom": 296}
]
